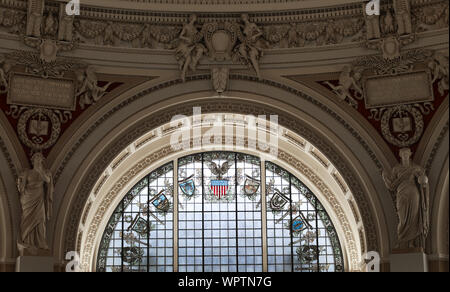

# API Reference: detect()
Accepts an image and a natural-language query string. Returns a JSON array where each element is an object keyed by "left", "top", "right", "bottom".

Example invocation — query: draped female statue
[
  {"left": 382, "top": 148, "right": 430, "bottom": 250},
  {"left": 17, "top": 153, "right": 53, "bottom": 254}
]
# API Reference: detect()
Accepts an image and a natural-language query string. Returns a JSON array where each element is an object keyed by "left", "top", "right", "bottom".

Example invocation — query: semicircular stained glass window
[{"left": 97, "top": 152, "right": 344, "bottom": 272}]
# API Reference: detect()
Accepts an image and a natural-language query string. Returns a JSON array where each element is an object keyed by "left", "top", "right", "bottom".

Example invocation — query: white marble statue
[
  {"left": 175, "top": 14, "right": 206, "bottom": 82},
  {"left": 17, "top": 153, "right": 53, "bottom": 253},
  {"left": 238, "top": 14, "right": 264, "bottom": 80},
  {"left": 382, "top": 148, "right": 430, "bottom": 249}
]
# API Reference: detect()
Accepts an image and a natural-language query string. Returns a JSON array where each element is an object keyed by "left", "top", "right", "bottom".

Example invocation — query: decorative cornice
[{"left": 1, "top": 0, "right": 447, "bottom": 52}]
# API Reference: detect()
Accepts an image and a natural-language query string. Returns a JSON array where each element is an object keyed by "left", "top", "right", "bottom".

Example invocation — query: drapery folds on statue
[
  {"left": 383, "top": 148, "right": 430, "bottom": 250},
  {"left": 17, "top": 153, "right": 53, "bottom": 254}
]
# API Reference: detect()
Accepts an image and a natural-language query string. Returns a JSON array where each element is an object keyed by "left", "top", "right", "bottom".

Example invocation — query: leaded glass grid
[
  {"left": 97, "top": 152, "right": 344, "bottom": 272},
  {"left": 178, "top": 152, "right": 263, "bottom": 272},
  {"left": 97, "top": 163, "right": 174, "bottom": 272},
  {"left": 266, "top": 162, "right": 343, "bottom": 272}
]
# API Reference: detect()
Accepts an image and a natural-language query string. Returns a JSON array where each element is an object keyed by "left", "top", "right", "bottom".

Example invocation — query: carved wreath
[
  {"left": 380, "top": 105, "right": 424, "bottom": 147},
  {"left": 17, "top": 108, "right": 61, "bottom": 151}
]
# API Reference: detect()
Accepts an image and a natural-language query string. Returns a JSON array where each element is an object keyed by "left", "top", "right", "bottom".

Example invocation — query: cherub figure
[
  {"left": 325, "top": 66, "right": 363, "bottom": 108},
  {"left": 0, "top": 56, "right": 15, "bottom": 93},
  {"left": 76, "top": 66, "right": 112, "bottom": 109},
  {"left": 428, "top": 52, "right": 449, "bottom": 96}
]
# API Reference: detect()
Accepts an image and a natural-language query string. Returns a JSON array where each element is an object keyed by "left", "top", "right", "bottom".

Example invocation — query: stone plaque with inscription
[
  {"left": 364, "top": 71, "right": 434, "bottom": 109},
  {"left": 7, "top": 73, "right": 76, "bottom": 111}
]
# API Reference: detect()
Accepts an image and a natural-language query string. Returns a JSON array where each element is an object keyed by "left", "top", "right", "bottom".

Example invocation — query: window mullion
[
  {"left": 201, "top": 153, "right": 205, "bottom": 272},
  {"left": 235, "top": 154, "right": 239, "bottom": 272},
  {"left": 121, "top": 200, "right": 124, "bottom": 273},
  {"left": 147, "top": 175, "right": 150, "bottom": 272},
  {"left": 289, "top": 174, "right": 294, "bottom": 272},
  {"left": 261, "top": 160, "right": 268, "bottom": 272},
  {"left": 173, "top": 160, "right": 179, "bottom": 272}
]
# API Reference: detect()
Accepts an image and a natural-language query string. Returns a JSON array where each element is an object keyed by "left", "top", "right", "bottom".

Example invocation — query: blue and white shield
[
  {"left": 150, "top": 192, "right": 170, "bottom": 212},
  {"left": 179, "top": 179, "right": 196, "bottom": 197},
  {"left": 291, "top": 212, "right": 312, "bottom": 234},
  {"left": 292, "top": 216, "right": 306, "bottom": 232}
]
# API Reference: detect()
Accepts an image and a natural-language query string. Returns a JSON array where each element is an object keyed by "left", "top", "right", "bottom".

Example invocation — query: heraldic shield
[
  {"left": 211, "top": 179, "right": 229, "bottom": 199},
  {"left": 244, "top": 175, "right": 260, "bottom": 196},
  {"left": 150, "top": 191, "right": 170, "bottom": 212},
  {"left": 270, "top": 191, "right": 290, "bottom": 211},
  {"left": 129, "top": 216, "right": 149, "bottom": 237},
  {"left": 179, "top": 177, "right": 196, "bottom": 197}
]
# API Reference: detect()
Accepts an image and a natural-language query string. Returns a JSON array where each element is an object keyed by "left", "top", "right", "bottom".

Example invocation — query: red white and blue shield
[{"left": 210, "top": 179, "right": 229, "bottom": 199}]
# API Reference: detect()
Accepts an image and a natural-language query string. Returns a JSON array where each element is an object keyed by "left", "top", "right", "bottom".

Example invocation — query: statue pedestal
[
  {"left": 16, "top": 256, "right": 54, "bottom": 272},
  {"left": 390, "top": 249, "right": 428, "bottom": 272}
]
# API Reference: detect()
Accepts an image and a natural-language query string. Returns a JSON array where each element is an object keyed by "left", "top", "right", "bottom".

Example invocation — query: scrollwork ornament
[
  {"left": 17, "top": 108, "right": 61, "bottom": 151},
  {"left": 5, "top": 105, "right": 29, "bottom": 119},
  {"left": 380, "top": 105, "right": 424, "bottom": 147},
  {"left": 368, "top": 108, "right": 386, "bottom": 121}
]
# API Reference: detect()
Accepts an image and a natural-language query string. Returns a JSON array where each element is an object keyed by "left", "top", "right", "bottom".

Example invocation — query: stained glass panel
[{"left": 97, "top": 152, "right": 343, "bottom": 272}]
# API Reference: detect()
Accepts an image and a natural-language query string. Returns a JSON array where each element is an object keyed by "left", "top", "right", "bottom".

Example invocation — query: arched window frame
[{"left": 97, "top": 151, "right": 344, "bottom": 272}]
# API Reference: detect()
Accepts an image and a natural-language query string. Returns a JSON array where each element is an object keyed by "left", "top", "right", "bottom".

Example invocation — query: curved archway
[
  {"left": 0, "top": 111, "right": 26, "bottom": 266},
  {"left": 0, "top": 175, "right": 11, "bottom": 262},
  {"left": 77, "top": 116, "right": 361, "bottom": 271},
  {"left": 430, "top": 155, "right": 449, "bottom": 271},
  {"left": 51, "top": 77, "right": 394, "bottom": 271},
  {"left": 435, "top": 167, "right": 449, "bottom": 255}
]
